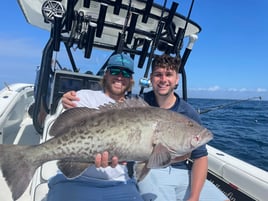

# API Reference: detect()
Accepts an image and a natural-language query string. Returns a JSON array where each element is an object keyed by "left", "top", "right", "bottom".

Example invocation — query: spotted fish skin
[{"left": 0, "top": 98, "right": 213, "bottom": 200}]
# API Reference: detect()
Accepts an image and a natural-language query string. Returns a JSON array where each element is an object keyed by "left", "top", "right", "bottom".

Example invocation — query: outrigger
[{"left": 0, "top": 0, "right": 267, "bottom": 200}]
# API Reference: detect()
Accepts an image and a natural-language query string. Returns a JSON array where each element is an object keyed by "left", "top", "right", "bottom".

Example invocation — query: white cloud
[
  {"left": 188, "top": 86, "right": 268, "bottom": 100},
  {"left": 227, "top": 88, "right": 238, "bottom": 92},
  {"left": 239, "top": 88, "right": 248, "bottom": 92},
  {"left": 191, "top": 86, "right": 268, "bottom": 93},
  {"left": 257, "top": 88, "right": 267, "bottom": 92},
  {"left": 207, "top": 85, "right": 220, "bottom": 91},
  {"left": 189, "top": 85, "right": 220, "bottom": 91}
]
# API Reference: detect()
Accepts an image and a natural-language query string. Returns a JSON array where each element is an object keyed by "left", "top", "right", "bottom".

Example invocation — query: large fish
[{"left": 0, "top": 98, "right": 213, "bottom": 200}]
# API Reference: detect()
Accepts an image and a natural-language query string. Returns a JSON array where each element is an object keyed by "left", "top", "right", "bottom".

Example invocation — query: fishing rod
[
  {"left": 96, "top": 0, "right": 133, "bottom": 76},
  {"left": 139, "top": 0, "right": 168, "bottom": 95},
  {"left": 197, "top": 96, "right": 262, "bottom": 114},
  {"left": 116, "top": 0, "right": 133, "bottom": 53},
  {"left": 4, "top": 82, "right": 11, "bottom": 91}
]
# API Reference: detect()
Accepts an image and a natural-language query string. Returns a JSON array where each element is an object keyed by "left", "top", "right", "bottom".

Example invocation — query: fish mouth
[{"left": 191, "top": 128, "right": 213, "bottom": 147}]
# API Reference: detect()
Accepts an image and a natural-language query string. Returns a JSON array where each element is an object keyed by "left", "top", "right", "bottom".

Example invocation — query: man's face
[
  {"left": 150, "top": 67, "right": 179, "bottom": 96},
  {"left": 104, "top": 67, "right": 133, "bottom": 97}
]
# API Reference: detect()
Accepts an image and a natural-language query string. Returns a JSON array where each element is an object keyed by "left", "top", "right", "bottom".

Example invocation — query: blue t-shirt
[{"left": 142, "top": 91, "right": 208, "bottom": 169}]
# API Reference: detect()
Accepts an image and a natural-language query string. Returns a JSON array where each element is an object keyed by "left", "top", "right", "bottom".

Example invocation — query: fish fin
[
  {"left": 147, "top": 143, "right": 171, "bottom": 168},
  {"left": 50, "top": 107, "right": 100, "bottom": 137},
  {"left": 51, "top": 97, "right": 149, "bottom": 137},
  {"left": 57, "top": 160, "right": 91, "bottom": 178},
  {"left": 123, "top": 96, "right": 150, "bottom": 107},
  {"left": 0, "top": 144, "right": 40, "bottom": 200},
  {"left": 98, "top": 96, "right": 149, "bottom": 112},
  {"left": 134, "top": 161, "right": 150, "bottom": 182}
]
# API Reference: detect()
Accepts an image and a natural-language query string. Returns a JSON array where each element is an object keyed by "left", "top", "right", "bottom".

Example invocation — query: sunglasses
[{"left": 108, "top": 68, "right": 132, "bottom": 78}]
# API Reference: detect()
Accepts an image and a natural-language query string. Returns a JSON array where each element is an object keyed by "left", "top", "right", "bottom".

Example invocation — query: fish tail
[{"left": 0, "top": 144, "right": 38, "bottom": 200}]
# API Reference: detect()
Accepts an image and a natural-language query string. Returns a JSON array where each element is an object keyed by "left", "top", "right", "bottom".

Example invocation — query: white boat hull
[{"left": 207, "top": 145, "right": 268, "bottom": 201}]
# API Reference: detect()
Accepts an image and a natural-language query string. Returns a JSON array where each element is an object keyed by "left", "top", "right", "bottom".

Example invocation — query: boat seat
[
  {"left": 40, "top": 161, "right": 59, "bottom": 181},
  {"left": 41, "top": 103, "right": 64, "bottom": 179},
  {"left": 32, "top": 72, "right": 103, "bottom": 200},
  {"left": 31, "top": 103, "right": 64, "bottom": 201},
  {"left": 33, "top": 183, "right": 48, "bottom": 201}
]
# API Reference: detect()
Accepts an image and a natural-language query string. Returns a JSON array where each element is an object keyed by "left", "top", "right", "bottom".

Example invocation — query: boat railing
[{"left": 0, "top": 84, "right": 39, "bottom": 145}]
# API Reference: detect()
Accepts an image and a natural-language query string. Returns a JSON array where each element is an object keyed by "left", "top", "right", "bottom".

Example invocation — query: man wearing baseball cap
[{"left": 46, "top": 53, "right": 142, "bottom": 201}]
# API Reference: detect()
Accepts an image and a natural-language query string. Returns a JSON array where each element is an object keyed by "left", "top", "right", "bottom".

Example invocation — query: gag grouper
[{"left": 0, "top": 98, "right": 213, "bottom": 200}]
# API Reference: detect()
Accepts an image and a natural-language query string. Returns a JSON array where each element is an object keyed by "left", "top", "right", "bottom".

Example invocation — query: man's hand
[
  {"left": 62, "top": 91, "right": 80, "bottom": 109},
  {"left": 95, "top": 151, "right": 119, "bottom": 168}
]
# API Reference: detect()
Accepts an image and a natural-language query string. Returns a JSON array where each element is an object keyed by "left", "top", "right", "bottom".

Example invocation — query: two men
[{"left": 52, "top": 53, "right": 229, "bottom": 201}]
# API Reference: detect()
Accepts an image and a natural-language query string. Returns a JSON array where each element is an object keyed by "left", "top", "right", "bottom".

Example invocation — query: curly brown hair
[{"left": 151, "top": 54, "right": 181, "bottom": 73}]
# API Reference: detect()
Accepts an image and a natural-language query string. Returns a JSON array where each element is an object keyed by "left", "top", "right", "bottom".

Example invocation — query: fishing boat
[{"left": 0, "top": 0, "right": 267, "bottom": 200}]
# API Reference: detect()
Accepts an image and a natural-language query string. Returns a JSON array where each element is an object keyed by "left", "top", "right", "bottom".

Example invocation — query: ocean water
[{"left": 188, "top": 98, "right": 268, "bottom": 172}]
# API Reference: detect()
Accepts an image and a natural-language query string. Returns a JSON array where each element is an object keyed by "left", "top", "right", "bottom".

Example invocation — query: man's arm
[
  {"left": 61, "top": 90, "right": 80, "bottom": 109},
  {"left": 188, "top": 156, "right": 208, "bottom": 201}
]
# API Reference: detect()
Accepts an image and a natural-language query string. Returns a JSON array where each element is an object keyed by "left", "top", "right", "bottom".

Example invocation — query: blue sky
[{"left": 0, "top": 0, "right": 268, "bottom": 100}]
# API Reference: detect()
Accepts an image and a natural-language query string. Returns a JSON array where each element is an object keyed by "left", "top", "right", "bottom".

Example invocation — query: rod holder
[
  {"left": 83, "top": 0, "right": 90, "bottom": 8},
  {"left": 142, "top": 0, "right": 153, "bottom": 23},
  {"left": 115, "top": 32, "right": 124, "bottom": 53},
  {"left": 85, "top": 22, "right": 97, "bottom": 58},
  {"left": 96, "top": 3, "right": 108, "bottom": 37},
  {"left": 53, "top": 16, "right": 62, "bottom": 51},
  {"left": 126, "top": 13, "right": 138, "bottom": 44},
  {"left": 138, "top": 38, "right": 151, "bottom": 68},
  {"left": 172, "top": 27, "right": 184, "bottom": 54},
  {"left": 65, "top": 0, "right": 77, "bottom": 31},
  {"left": 165, "top": 2, "right": 178, "bottom": 29},
  {"left": 114, "top": 0, "right": 122, "bottom": 15}
]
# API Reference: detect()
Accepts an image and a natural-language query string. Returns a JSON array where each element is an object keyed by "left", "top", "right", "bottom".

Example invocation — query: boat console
[{"left": 48, "top": 70, "right": 102, "bottom": 114}]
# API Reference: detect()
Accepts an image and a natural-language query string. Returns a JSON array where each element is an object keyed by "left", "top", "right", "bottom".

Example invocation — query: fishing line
[{"left": 197, "top": 96, "right": 262, "bottom": 114}]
